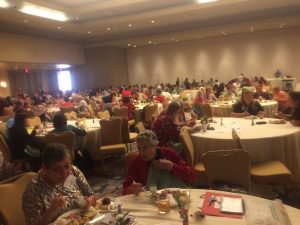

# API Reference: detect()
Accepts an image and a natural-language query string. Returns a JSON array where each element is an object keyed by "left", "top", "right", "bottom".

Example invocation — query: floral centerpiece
[
  {"left": 115, "top": 212, "right": 131, "bottom": 225},
  {"left": 172, "top": 190, "right": 191, "bottom": 225}
]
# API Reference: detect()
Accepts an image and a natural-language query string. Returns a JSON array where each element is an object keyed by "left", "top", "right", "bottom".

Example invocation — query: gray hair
[{"left": 136, "top": 130, "right": 159, "bottom": 147}]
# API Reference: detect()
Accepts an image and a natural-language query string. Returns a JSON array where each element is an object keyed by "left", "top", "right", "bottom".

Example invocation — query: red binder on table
[{"left": 201, "top": 191, "right": 243, "bottom": 219}]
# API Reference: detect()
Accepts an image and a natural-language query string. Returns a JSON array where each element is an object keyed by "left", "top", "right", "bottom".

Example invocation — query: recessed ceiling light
[
  {"left": 106, "top": 27, "right": 111, "bottom": 31},
  {"left": 24, "top": 19, "right": 29, "bottom": 23},
  {"left": 175, "top": 39, "right": 179, "bottom": 42},
  {"left": 250, "top": 27, "right": 254, "bottom": 32},
  {"left": 0, "top": 81, "right": 7, "bottom": 88},
  {"left": 280, "top": 22, "right": 285, "bottom": 28},
  {"left": 134, "top": 45, "right": 137, "bottom": 48},
  {"left": 128, "top": 43, "right": 131, "bottom": 47},
  {"left": 197, "top": 0, "right": 218, "bottom": 4},
  {"left": 151, "top": 20, "right": 155, "bottom": 23},
  {"left": 57, "top": 26, "right": 62, "bottom": 29},
  {"left": 222, "top": 31, "right": 226, "bottom": 35},
  {"left": 75, "top": 17, "right": 79, "bottom": 20},
  {"left": 128, "top": 24, "right": 132, "bottom": 27},
  {"left": 148, "top": 41, "right": 152, "bottom": 44},
  {"left": 20, "top": 1, "right": 68, "bottom": 21},
  {"left": 87, "top": 31, "right": 91, "bottom": 34},
  {"left": 0, "top": 0, "right": 10, "bottom": 8}
]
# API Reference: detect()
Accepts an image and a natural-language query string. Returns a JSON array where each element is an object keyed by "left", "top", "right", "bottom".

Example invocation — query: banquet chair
[
  {"left": 124, "top": 151, "right": 139, "bottom": 171},
  {"left": 60, "top": 106, "right": 74, "bottom": 113},
  {"left": 113, "top": 106, "right": 135, "bottom": 126},
  {"left": 87, "top": 104, "right": 96, "bottom": 118},
  {"left": 97, "top": 110, "right": 111, "bottom": 119},
  {"left": 200, "top": 104, "right": 212, "bottom": 118},
  {"left": 202, "top": 149, "right": 251, "bottom": 192},
  {"left": 0, "top": 114, "right": 13, "bottom": 122},
  {"left": 180, "top": 127, "right": 206, "bottom": 183},
  {"left": 44, "top": 131, "right": 76, "bottom": 160},
  {"left": 143, "top": 103, "right": 158, "bottom": 129},
  {"left": 26, "top": 116, "right": 41, "bottom": 127},
  {"left": 135, "top": 122, "right": 145, "bottom": 133},
  {"left": 231, "top": 129, "right": 295, "bottom": 192},
  {"left": 0, "top": 172, "right": 37, "bottom": 225},
  {"left": 64, "top": 111, "right": 77, "bottom": 120},
  {"left": 121, "top": 117, "right": 138, "bottom": 152},
  {"left": 98, "top": 117, "right": 126, "bottom": 164}
]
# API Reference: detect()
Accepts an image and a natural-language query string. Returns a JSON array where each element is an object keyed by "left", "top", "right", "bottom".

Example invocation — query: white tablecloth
[
  {"left": 117, "top": 189, "right": 300, "bottom": 225},
  {"left": 191, "top": 117, "right": 300, "bottom": 182},
  {"left": 210, "top": 101, "right": 278, "bottom": 118}
]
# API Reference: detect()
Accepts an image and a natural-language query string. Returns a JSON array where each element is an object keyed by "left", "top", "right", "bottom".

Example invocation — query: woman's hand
[
  {"left": 153, "top": 159, "right": 173, "bottom": 171},
  {"left": 86, "top": 195, "right": 97, "bottom": 207},
  {"left": 129, "top": 182, "right": 145, "bottom": 195},
  {"left": 48, "top": 196, "right": 66, "bottom": 215}
]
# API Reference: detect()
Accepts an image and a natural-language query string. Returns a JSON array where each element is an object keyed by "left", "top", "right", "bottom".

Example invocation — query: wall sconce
[{"left": 0, "top": 81, "right": 7, "bottom": 88}]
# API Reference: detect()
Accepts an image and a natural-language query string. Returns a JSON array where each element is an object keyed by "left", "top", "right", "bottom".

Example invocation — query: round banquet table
[
  {"left": 133, "top": 103, "right": 163, "bottom": 122},
  {"left": 191, "top": 117, "right": 300, "bottom": 182},
  {"left": 117, "top": 189, "right": 300, "bottom": 225},
  {"left": 210, "top": 100, "right": 278, "bottom": 118}
]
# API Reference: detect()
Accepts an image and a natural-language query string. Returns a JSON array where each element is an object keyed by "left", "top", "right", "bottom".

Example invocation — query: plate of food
[
  {"left": 54, "top": 206, "right": 99, "bottom": 225},
  {"left": 95, "top": 197, "right": 122, "bottom": 212}
]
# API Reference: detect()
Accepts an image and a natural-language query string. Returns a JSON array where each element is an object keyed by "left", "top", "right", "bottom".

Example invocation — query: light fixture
[
  {"left": 134, "top": 45, "right": 137, "bottom": 48},
  {"left": 148, "top": 41, "right": 152, "bottom": 44},
  {"left": 0, "top": 0, "right": 10, "bottom": 8},
  {"left": 56, "top": 64, "right": 70, "bottom": 69},
  {"left": 0, "top": 81, "right": 7, "bottom": 88},
  {"left": 106, "top": 27, "right": 111, "bottom": 31},
  {"left": 128, "top": 24, "right": 132, "bottom": 27},
  {"left": 19, "top": 2, "right": 68, "bottom": 21},
  {"left": 24, "top": 19, "right": 29, "bottom": 23},
  {"left": 57, "top": 26, "right": 62, "bottom": 29},
  {"left": 250, "top": 27, "right": 254, "bottom": 32},
  {"left": 280, "top": 22, "right": 285, "bottom": 28},
  {"left": 87, "top": 31, "right": 91, "bottom": 34},
  {"left": 151, "top": 20, "right": 155, "bottom": 23},
  {"left": 128, "top": 43, "right": 131, "bottom": 47},
  {"left": 222, "top": 31, "right": 226, "bottom": 35},
  {"left": 197, "top": 0, "right": 218, "bottom": 4}
]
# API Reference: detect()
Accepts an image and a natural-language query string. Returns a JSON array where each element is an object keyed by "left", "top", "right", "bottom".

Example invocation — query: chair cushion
[
  {"left": 194, "top": 162, "right": 205, "bottom": 173},
  {"left": 251, "top": 160, "right": 294, "bottom": 184}
]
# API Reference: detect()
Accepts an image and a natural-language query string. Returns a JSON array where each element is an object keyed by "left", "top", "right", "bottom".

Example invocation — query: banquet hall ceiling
[{"left": 0, "top": 0, "right": 300, "bottom": 47}]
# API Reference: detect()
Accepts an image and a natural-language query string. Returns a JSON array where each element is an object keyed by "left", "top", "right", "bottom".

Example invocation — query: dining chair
[
  {"left": 180, "top": 127, "right": 206, "bottom": 183},
  {"left": 97, "top": 110, "right": 111, "bottom": 119},
  {"left": 98, "top": 117, "right": 127, "bottom": 164},
  {"left": 0, "top": 114, "right": 13, "bottom": 122},
  {"left": 143, "top": 103, "right": 158, "bottom": 129},
  {"left": 0, "top": 172, "right": 37, "bottom": 225},
  {"left": 26, "top": 116, "right": 41, "bottom": 127},
  {"left": 44, "top": 131, "right": 76, "bottom": 160},
  {"left": 202, "top": 149, "right": 251, "bottom": 192},
  {"left": 120, "top": 117, "right": 138, "bottom": 152},
  {"left": 113, "top": 106, "right": 135, "bottom": 126},
  {"left": 64, "top": 111, "right": 78, "bottom": 120},
  {"left": 87, "top": 104, "right": 96, "bottom": 118},
  {"left": 200, "top": 104, "right": 212, "bottom": 118},
  {"left": 231, "top": 129, "right": 295, "bottom": 193}
]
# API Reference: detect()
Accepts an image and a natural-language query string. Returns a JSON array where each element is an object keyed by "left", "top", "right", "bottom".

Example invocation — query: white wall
[
  {"left": 127, "top": 27, "right": 300, "bottom": 86},
  {"left": 0, "top": 32, "right": 85, "bottom": 64}
]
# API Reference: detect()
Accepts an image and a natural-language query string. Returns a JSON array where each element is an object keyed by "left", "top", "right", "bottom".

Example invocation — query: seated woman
[
  {"left": 7, "top": 110, "right": 45, "bottom": 159},
  {"left": 154, "top": 88, "right": 168, "bottom": 109},
  {"left": 22, "top": 143, "right": 97, "bottom": 225},
  {"left": 192, "top": 90, "right": 204, "bottom": 119},
  {"left": 52, "top": 113, "right": 86, "bottom": 153},
  {"left": 231, "top": 88, "right": 264, "bottom": 118},
  {"left": 122, "top": 130, "right": 196, "bottom": 195},
  {"left": 120, "top": 96, "right": 135, "bottom": 120},
  {"left": 153, "top": 101, "right": 201, "bottom": 147},
  {"left": 276, "top": 92, "right": 300, "bottom": 126}
]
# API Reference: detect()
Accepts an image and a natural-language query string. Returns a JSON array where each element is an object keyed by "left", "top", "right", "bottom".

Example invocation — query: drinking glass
[{"left": 158, "top": 194, "right": 170, "bottom": 214}]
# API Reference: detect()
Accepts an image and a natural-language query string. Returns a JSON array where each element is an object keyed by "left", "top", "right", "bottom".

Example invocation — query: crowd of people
[{"left": 0, "top": 75, "right": 300, "bottom": 224}]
